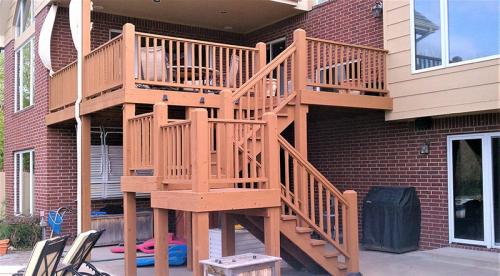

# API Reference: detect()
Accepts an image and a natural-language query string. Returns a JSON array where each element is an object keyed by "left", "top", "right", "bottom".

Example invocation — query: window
[
  {"left": 14, "top": 150, "right": 34, "bottom": 216},
  {"left": 15, "top": 39, "right": 34, "bottom": 111},
  {"left": 266, "top": 38, "right": 286, "bottom": 63},
  {"left": 16, "top": 0, "right": 33, "bottom": 36},
  {"left": 412, "top": 0, "right": 499, "bottom": 71},
  {"left": 109, "top": 29, "right": 122, "bottom": 40},
  {"left": 448, "top": 132, "right": 500, "bottom": 248}
]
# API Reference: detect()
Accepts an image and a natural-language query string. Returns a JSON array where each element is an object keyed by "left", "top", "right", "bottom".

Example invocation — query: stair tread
[
  {"left": 295, "top": 227, "right": 313, "bottom": 234},
  {"left": 281, "top": 215, "right": 297, "bottom": 221},
  {"left": 310, "top": 239, "right": 327, "bottom": 246},
  {"left": 323, "top": 251, "right": 340, "bottom": 258}
]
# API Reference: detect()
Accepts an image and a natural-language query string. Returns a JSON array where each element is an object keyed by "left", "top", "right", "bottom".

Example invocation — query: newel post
[
  {"left": 153, "top": 103, "right": 168, "bottom": 189},
  {"left": 344, "top": 190, "right": 360, "bottom": 273},
  {"left": 255, "top": 42, "right": 267, "bottom": 71},
  {"left": 220, "top": 90, "right": 235, "bottom": 178},
  {"left": 263, "top": 112, "right": 280, "bottom": 264},
  {"left": 263, "top": 112, "right": 279, "bottom": 190},
  {"left": 293, "top": 29, "right": 307, "bottom": 93},
  {"left": 122, "top": 23, "right": 136, "bottom": 91},
  {"left": 190, "top": 108, "right": 209, "bottom": 192}
]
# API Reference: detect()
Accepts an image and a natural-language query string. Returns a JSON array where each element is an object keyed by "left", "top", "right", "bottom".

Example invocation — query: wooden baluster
[
  {"left": 176, "top": 41, "right": 181, "bottom": 84},
  {"left": 326, "top": 192, "right": 332, "bottom": 238},
  {"left": 168, "top": 40, "right": 173, "bottom": 83},
  {"left": 309, "top": 174, "right": 315, "bottom": 224},
  {"left": 319, "top": 182, "right": 324, "bottom": 232},
  {"left": 334, "top": 196, "right": 339, "bottom": 243}
]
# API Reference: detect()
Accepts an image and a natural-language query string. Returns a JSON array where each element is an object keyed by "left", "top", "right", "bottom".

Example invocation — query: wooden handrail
[
  {"left": 306, "top": 37, "right": 389, "bottom": 53},
  {"left": 278, "top": 135, "right": 347, "bottom": 205},
  {"left": 232, "top": 43, "right": 296, "bottom": 101}
]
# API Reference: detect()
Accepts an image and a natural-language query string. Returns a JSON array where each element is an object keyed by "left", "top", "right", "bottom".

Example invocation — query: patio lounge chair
[
  {"left": 57, "top": 229, "right": 109, "bottom": 276},
  {"left": 13, "top": 236, "right": 68, "bottom": 276}
]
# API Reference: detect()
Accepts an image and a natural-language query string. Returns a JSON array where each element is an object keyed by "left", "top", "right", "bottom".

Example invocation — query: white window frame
[
  {"left": 109, "top": 29, "right": 122, "bottom": 40},
  {"left": 15, "top": 0, "right": 34, "bottom": 37},
  {"left": 14, "top": 149, "right": 35, "bottom": 216},
  {"left": 266, "top": 37, "right": 286, "bottom": 62},
  {"left": 14, "top": 38, "right": 35, "bottom": 112},
  {"left": 447, "top": 132, "right": 500, "bottom": 249},
  {"left": 410, "top": 0, "right": 500, "bottom": 74}
]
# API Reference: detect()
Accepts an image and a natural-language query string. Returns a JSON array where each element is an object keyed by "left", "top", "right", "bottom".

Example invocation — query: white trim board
[{"left": 447, "top": 132, "right": 500, "bottom": 249}]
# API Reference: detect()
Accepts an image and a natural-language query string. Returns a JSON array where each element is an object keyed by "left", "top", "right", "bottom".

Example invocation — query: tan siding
[{"left": 384, "top": 0, "right": 500, "bottom": 121}]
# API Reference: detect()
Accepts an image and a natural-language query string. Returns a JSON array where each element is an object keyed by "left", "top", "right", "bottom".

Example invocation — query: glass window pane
[
  {"left": 448, "top": 0, "right": 500, "bottom": 63},
  {"left": 493, "top": 138, "right": 500, "bottom": 245},
  {"left": 21, "top": 152, "right": 31, "bottom": 215},
  {"left": 22, "top": 42, "right": 32, "bottom": 108},
  {"left": 414, "top": 0, "right": 442, "bottom": 70},
  {"left": 14, "top": 151, "right": 34, "bottom": 216},
  {"left": 16, "top": 40, "right": 33, "bottom": 111},
  {"left": 21, "top": 0, "right": 32, "bottom": 33},
  {"left": 452, "top": 139, "right": 484, "bottom": 241}
]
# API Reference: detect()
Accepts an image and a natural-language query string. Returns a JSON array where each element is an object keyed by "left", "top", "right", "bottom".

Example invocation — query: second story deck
[{"left": 46, "top": 24, "right": 392, "bottom": 125}]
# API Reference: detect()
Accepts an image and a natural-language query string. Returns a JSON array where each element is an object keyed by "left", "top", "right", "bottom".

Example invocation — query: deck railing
[
  {"left": 48, "top": 25, "right": 389, "bottom": 114},
  {"left": 128, "top": 112, "right": 154, "bottom": 171},
  {"left": 135, "top": 32, "right": 258, "bottom": 92},
  {"left": 48, "top": 61, "right": 77, "bottom": 112},
  {"left": 84, "top": 35, "right": 124, "bottom": 98},
  {"left": 306, "top": 37, "right": 388, "bottom": 95},
  {"left": 233, "top": 42, "right": 298, "bottom": 120}
]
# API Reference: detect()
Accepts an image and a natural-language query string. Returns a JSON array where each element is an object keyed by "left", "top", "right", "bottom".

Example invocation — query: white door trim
[{"left": 447, "top": 132, "right": 500, "bottom": 248}]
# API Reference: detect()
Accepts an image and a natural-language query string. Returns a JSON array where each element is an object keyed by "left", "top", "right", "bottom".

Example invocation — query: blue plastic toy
[{"left": 136, "top": 244, "right": 187, "bottom": 267}]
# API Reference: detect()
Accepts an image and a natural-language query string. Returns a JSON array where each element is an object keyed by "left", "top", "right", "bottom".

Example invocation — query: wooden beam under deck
[
  {"left": 301, "top": 90, "right": 393, "bottom": 110},
  {"left": 151, "top": 188, "right": 281, "bottom": 212},
  {"left": 125, "top": 88, "right": 223, "bottom": 108},
  {"left": 45, "top": 106, "right": 75, "bottom": 126}
]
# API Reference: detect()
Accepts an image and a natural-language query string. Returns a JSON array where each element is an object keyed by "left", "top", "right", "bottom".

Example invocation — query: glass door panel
[
  {"left": 492, "top": 137, "right": 500, "bottom": 245},
  {"left": 452, "top": 139, "right": 484, "bottom": 241}
]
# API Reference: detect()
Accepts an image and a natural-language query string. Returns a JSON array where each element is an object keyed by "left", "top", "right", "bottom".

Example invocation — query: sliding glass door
[
  {"left": 492, "top": 137, "right": 500, "bottom": 246},
  {"left": 448, "top": 132, "right": 500, "bottom": 248}
]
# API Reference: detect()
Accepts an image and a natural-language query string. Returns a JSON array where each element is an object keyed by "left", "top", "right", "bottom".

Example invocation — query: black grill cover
[{"left": 362, "top": 186, "right": 421, "bottom": 253}]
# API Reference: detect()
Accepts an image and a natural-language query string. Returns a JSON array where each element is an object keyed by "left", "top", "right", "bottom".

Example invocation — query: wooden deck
[
  {"left": 52, "top": 24, "right": 387, "bottom": 276},
  {"left": 46, "top": 24, "right": 391, "bottom": 126}
]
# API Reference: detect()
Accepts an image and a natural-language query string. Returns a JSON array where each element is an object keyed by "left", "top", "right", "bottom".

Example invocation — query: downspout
[{"left": 69, "top": 0, "right": 83, "bottom": 234}]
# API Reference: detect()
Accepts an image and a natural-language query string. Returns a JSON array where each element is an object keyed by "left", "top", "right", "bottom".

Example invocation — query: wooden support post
[
  {"left": 81, "top": 116, "right": 91, "bottom": 233},
  {"left": 220, "top": 90, "right": 234, "bottom": 179},
  {"left": 293, "top": 29, "right": 309, "bottom": 224},
  {"left": 344, "top": 190, "right": 360, "bottom": 273},
  {"left": 263, "top": 112, "right": 279, "bottom": 190},
  {"left": 263, "top": 112, "right": 280, "bottom": 271},
  {"left": 122, "top": 103, "right": 137, "bottom": 276},
  {"left": 82, "top": 0, "right": 91, "bottom": 56},
  {"left": 264, "top": 208, "right": 281, "bottom": 257},
  {"left": 153, "top": 103, "right": 168, "bottom": 189},
  {"left": 221, "top": 213, "right": 235, "bottom": 256},
  {"left": 192, "top": 212, "right": 209, "bottom": 276},
  {"left": 154, "top": 208, "right": 169, "bottom": 276},
  {"left": 122, "top": 23, "right": 136, "bottom": 91},
  {"left": 124, "top": 192, "right": 137, "bottom": 276},
  {"left": 190, "top": 108, "right": 209, "bottom": 193},
  {"left": 186, "top": 211, "right": 193, "bottom": 270}
]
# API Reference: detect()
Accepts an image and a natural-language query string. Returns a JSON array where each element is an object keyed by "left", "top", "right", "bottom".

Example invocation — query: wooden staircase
[
  {"left": 227, "top": 31, "right": 360, "bottom": 275},
  {"left": 120, "top": 28, "right": 391, "bottom": 276}
]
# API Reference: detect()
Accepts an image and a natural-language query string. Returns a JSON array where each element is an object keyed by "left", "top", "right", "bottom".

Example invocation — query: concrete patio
[{"left": 1, "top": 246, "right": 498, "bottom": 275}]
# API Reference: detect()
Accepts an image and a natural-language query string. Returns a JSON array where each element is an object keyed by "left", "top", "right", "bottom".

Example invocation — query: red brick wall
[
  {"left": 246, "top": 0, "right": 383, "bottom": 48},
  {"left": 3, "top": 6, "right": 78, "bottom": 237},
  {"left": 307, "top": 107, "right": 500, "bottom": 251}
]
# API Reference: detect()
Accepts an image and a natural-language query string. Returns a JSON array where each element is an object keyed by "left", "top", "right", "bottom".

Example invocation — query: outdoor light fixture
[
  {"left": 162, "top": 94, "right": 168, "bottom": 102},
  {"left": 420, "top": 142, "right": 430, "bottom": 155},
  {"left": 372, "top": 1, "right": 383, "bottom": 18},
  {"left": 153, "top": 0, "right": 161, "bottom": 3}
]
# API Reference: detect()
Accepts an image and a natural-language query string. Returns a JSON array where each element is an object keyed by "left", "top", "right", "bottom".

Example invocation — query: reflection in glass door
[
  {"left": 452, "top": 139, "right": 484, "bottom": 241},
  {"left": 493, "top": 137, "right": 500, "bottom": 246}
]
